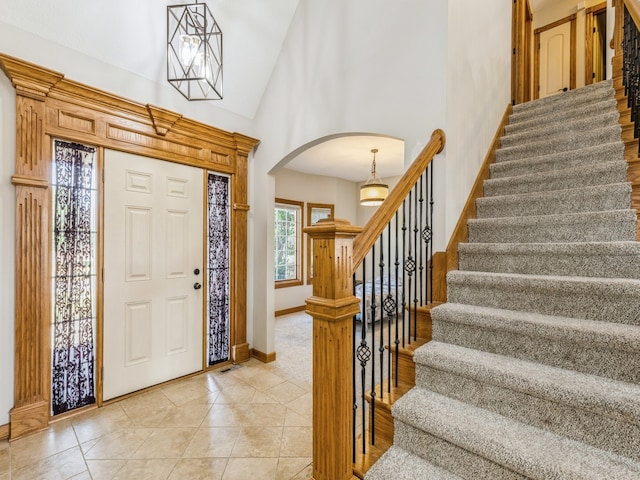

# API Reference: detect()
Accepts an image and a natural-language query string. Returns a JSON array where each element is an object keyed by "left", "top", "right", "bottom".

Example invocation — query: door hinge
[
  {"left": 593, "top": 27, "right": 596, "bottom": 33},
  {"left": 593, "top": 72, "right": 596, "bottom": 78},
  {"left": 513, "top": 47, "right": 516, "bottom": 55},
  {"left": 102, "top": 267, "right": 104, "bottom": 281}
]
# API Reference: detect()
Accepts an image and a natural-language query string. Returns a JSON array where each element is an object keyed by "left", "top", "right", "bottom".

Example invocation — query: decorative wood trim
[
  {"left": 250, "top": 348, "right": 277, "bottom": 363},
  {"left": 305, "top": 219, "right": 361, "bottom": 480},
  {"left": 232, "top": 343, "right": 251, "bottom": 364},
  {"left": 306, "top": 202, "right": 334, "bottom": 285},
  {"left": 9, "top": 401, "right": 49, "bottom": 439},
  {"left": 445, "top": 104, "right": 512, "bottom": 275},
  {"left": 512, "top": 0, "right": 533, "bottom": 104},
  {"left": 0, "top": 424, "right": 9, "bottom": 440},
  {"left": 233, "top": 203, "right": 250, "bottom": 211},
  {"left": 0, "top": 53, "right": 259, "bottom": 440},
  {"left": 353, "top": 129, "right": 445, "bottom": 268},
  {"left": 585, "top": 2, "right": 608, "bottom": 85},
  {"left": 275, "top": 305, "right": 306, "bottom": 317}
]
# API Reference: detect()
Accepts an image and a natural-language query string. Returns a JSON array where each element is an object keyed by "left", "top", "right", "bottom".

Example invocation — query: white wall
[
  {"left": 443, "top": 0, "right": 512, "bottom": 244},
  {"left": 0, "top": 69, "right": 15, "bottom": 426},
  {"left": 250, "top": 0, "right": 449, "bottom": 356},
  {"left": 273, "top": 169, "right": 358, "bottom": 313}
]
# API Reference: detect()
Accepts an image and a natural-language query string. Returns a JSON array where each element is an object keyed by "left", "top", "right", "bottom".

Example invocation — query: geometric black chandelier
[{"left": 167, "top": 1, "right": 223, "bottom": 100}]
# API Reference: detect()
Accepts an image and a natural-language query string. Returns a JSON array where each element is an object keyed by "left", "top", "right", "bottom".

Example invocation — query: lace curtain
[
  {"left": 51, "top": 140, "right": 97, "bottom": 415},
  {"left": 208, "top": 172, "right": 230, "bottom": 365}
]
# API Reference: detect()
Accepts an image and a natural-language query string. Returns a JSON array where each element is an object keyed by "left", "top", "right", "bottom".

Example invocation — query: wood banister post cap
[{"left": 303, "top": 218, "right": 362, "bottom": 238}]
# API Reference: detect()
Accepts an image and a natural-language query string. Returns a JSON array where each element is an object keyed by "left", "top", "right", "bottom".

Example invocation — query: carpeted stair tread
[
  {"left": 510, "top": 79, "right": 613, "bottom": 117},
  {"left": 489, "top": 141, "right": 624, "bottom": 178},
  {"left": 467, "top": 209, "right": 637, "bottom": 243},
  {"left": 477, "top": 182, "right": 631, "bottom": 218},
  {"left": 500, "top": 109, "right": 619, "bottom": 148},
  {"left": 504, "top": 98, "right": 618, "bottom": 135},
  {"left": 482, "top": 160, "right": 628, "bottom": 198},
  {"left": 495, "top": 124, "right": 621, "bottom": 163},
  {"left": 392, "top": 387, "right": 640, "bottom": 480},
  {"left": 364, "top": 445, "right": 464, "bottom": 480},
  {"left": 446, "top": 270, "right": 640, "bottom": 325},
  {"left": 414, "top": 340, "right": 640, "bottom": 423},
  {"left": 458, "top": 240, "right": 640, "bottom": 278},
  {"left": 430, "top": 303, "right": 640, "bottom": 384},
  {"left": 413, "top": 342, "right": 640, "bottom": 461}
]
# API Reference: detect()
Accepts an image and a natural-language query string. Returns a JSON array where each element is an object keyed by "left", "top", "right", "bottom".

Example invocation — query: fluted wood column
[
  {"left": 4, "top": 60, "right": 63, "bottom": 439},
  {"left": 305, "top": 219, "right": 362, "bottom": 480}
]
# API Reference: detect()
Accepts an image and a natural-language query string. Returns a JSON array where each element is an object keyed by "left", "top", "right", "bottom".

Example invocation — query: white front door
[
  {"left": 539, "top": 21, "right": 572, "bottom": 98},
  {"left": 103, "top": 150, "right": 204, "bottom": 400}
]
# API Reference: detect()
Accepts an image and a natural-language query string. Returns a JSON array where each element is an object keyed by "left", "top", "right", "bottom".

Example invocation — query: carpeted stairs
[{"left": 365, "top": 79, "right": 640, "bottom": 479}]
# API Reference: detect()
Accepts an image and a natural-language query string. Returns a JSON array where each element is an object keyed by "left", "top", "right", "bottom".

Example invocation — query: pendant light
[{"left": 359, "top": 148, "right": 389, "bottom": 206}]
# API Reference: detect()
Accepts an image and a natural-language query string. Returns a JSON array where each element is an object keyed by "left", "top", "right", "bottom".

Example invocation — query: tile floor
[{"left": 0, "top": 313, "right": 314, "bottom": 480}]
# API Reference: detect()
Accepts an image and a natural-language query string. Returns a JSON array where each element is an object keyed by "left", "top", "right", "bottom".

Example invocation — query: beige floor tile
[
  {"left": 132, "top": 427, "right": 197, "bottom": 459},
  {"left": 156, "top": 402, "right": 212, "bottom": 428},
  {"left": 68, "top": 470, "right": 92, "bottom": 479},
  {"left": 10, "top": 420, "right": 79, "bottom": 470},
  {"left": 86, "top": 459, "right": 127, "bottom": 480},
  {"left": 83, "top": 428, "right": 153, "bottom": 460},
  {"left": 231, "top": 426, "right": 283, "bottom": 458},
  {"left": 290, "top": 463, "right": 313, "bottom": 480},
  {"left": 112, "top": 458, "right": 177, "bottom": 480},
  {"left": 182, "top": 427, "right": 240, "bottom": 458},
  {"left": 120, "top": 390, "right": 175, "bottom": 427},
  {"left": 213, "top": 385, "right": 257, "bottom": 404},
  {"left": 265, "top": 381, "right": 308, "bottom": 404},
  {"left": 251, "top": 390, "right": 281, "bottom": 404},
  {"left": 167, "top": 458, "right": 228, "bottom": 480},
  {"left": 79, "top": 438, "right": 100, "bottom": 454},
  {"left": 228, "top": 363, "right": 265, "bottom": 382},
  {"left": 11, "top": 446, "right": 86, "bottom": 480},
  {"left": 0, "top": 441, "right": 9, "bottom": 476},
  {"left": 0, "top": 475, "right": 7, "bottom": 480},
  {"left": 276, "top": 457, "right": 312, "bottom": 480},
  {"left": 71, "top": 403, "right": 134, "bottom": 443},
  {"left": 280, "top": 427, "right": 312, "bottom": 457},
  {"left": 285, "top": 392, "right": 312, "bottom": 418},
  {"left": 243, "top": 370, "right": 287, "bottom": 392},
  {"left": 161, "top": 380, "right": 215, "bottom": 407},
  {"left": 205, "top": 403, "right": 286, "bottom": 427},
  {"left": 284, "top": 408, "right": 312, "bottom": 427},
  {"left": 206, "top": 371, "right": 249, "bottom": 389},
  {"left": 222, "top": 457, "right": 278, "bottom": 480}
]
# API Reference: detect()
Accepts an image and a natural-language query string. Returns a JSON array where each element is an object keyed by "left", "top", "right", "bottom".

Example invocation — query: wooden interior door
[
  {"left": 535, "top": 14, "right": 576, "bottom": 99},
  {"left": 103, "top": 150, "right": 204, "bottom": 400}
]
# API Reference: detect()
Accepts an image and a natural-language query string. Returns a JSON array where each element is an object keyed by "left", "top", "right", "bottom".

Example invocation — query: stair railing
[
  {"left": 305, "top": 128, "right": 445, "bottom": 480},
  {"left": 622, "top": 0, "right": 640, "bottom": 155}
]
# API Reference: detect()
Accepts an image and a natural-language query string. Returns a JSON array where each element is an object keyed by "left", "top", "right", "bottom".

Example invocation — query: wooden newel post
[{"left": 304, "top": 218, "right": 362, "bottom": 480}]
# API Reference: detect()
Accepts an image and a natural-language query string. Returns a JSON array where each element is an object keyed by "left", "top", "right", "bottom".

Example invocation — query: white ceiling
[
  {"left": 0, "top": 0, "right": 301, "bottom": 120},
  {"left": 0, "top": 0, "right": 567, "bottom": 183}
]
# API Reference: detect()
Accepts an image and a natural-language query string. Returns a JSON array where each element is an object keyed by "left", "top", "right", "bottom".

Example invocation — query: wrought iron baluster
[
  {"left": 412, "top": 183, "right": 419, "bottom": 341},
  {"left": 369, "top": 246, "right": 376, "bottom": 446},
  {"left": 394, "top": 211, "right": 400, "bottom": 388}
]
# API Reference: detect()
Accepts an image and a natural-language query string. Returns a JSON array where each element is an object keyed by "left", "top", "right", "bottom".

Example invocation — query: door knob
[{"left": 194, "top": 282, "right": 202, "bottom": 290}]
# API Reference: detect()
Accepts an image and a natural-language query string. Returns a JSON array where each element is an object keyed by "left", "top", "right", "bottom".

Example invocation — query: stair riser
[
  {"left": 495, "top": 126, "right": 621, "bottom": 163},
  {"left": 500, "top": 111, "right": 619, "bottom": 148},
  {"left": 446, "top": 279, "right": 640, "bottom": 325},
  {"left": 458, "top": 250, "right": 640, "bottom": 278},
  {"left": 504, "top": 99, "right": 618, "bottom": 135},
  {"left": 468, "top": 215, "right": 636, "bottom": 244},
  {"left": 393, "top": 421, "right": 527, "bottom": 480},
  {"left": 431, "top": 318, "right": 640, "bottom": 385},
  {"left": 489, "top": 143, "right": 624, "bottom": 179},
  {"left": 482, "top": 166, "right": 627, "bottom": 198},
  {"left": 414, "top": 364, "right": 640, "bottom": 462},
  {"left": 477, "top": 186, "right": 631, "bottom": 218}
]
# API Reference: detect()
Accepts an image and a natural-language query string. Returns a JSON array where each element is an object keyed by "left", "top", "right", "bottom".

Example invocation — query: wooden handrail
[
  {"left": 625, "top": 0, "right": 640, "bottom": 31},
  {"left": 353, "top": 128, "right": 445, "bottom": 267}
]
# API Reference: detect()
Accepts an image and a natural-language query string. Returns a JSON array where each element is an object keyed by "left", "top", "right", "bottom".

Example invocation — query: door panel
[
  {"left": 539, "top": 22, "right": 571, "bottom": 98},
  {"left": 104, "top": 150, "right": 204, "bottom": 400}
]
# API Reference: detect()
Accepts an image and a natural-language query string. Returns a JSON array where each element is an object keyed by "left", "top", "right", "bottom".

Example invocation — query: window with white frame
[{"left": 274, "top": 198, "right": 303, "bottom": 287}]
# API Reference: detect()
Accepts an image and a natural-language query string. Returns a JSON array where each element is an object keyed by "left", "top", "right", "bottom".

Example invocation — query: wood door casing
[{"left": 0, "top": 53, "right": 258, "bottom": 440}]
